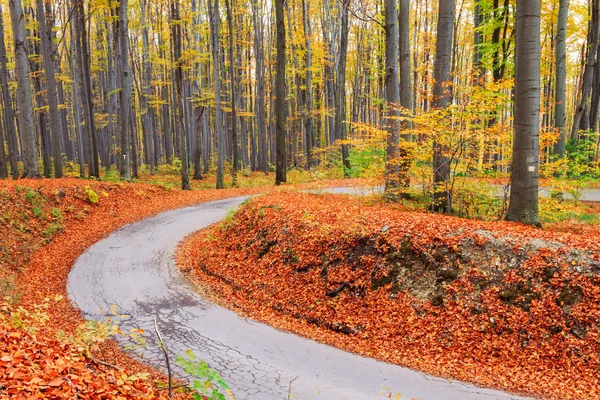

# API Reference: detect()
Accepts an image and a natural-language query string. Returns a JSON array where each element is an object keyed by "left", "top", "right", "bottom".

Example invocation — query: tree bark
[
  {"left": 275, "top": 0, "right": 286, "bottom": 185},
  {"left": 506, "top": 0, "right": 541, "bottom": 226},
  {"left": 36, "top": 0, "right": 63, "bottom": 178},
  {"left": 0, "top": 4, "right": 19, "bottom": 179},
  {"left": 171, "top": 0, "right": 190, "bottom": 190},
  {"left": 252, "top": 0, "right": 268, "bottom": 174},
  {"left": 336, "top": 0, "right": 351, "bottom": 175},
  {"left": 384, "top": 0, "right": 408, "bottom": 200},
  {"left": 116, "top": 0, "right": 132, "bottom": 180},
  {"left": 74, "top": 0, "right": 99, "bottom": 178},
  {"left": 554, "top": 0, "right": 570, "bottom": 157},
  {"left": 399, "top": 0, "right": 413, "bottom": 123},
  {"left": 208, "top": 0, "right": 225, "bottom": 189},
  {"left": 571, "top": 0, "right": 599, "bottom": 144},
  {"left": 225, "top": 0, "right": 239, "bottom": 187},
  {"left": 9, "top": 0, "right": 40, "bottom": 178},
  {"left": 301, "top": 0, "right": 314, "bottom": 168},
  {"left": 432, "top": 0, "right": 455, "bottom": 213}
]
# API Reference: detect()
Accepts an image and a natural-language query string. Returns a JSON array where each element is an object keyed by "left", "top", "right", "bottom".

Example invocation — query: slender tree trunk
[
  {"left": 225, "top": 0, "right": 239, "bottom": 187},
  {"left": 384, "top": 0, "right": 407, "bottom": 200},
  {"left": 116, "top": 0, "right": 132, "bottom": 180},
  {"left": 275, "top": 0, "right": 286, "bottom": 185},
  {"left": 0, "top": 4, "right": 19, "bottom": 180},
  {"left": 170, "top": 0, "right": 190, "bottom": 190},
  {"left": 571, "top": 0, "right": 600, "bottom": 144},
  {"left": 252, "top": 0, "right": 268, "bottom": 174},
  {"left": 399, "top": 0, "right": 413, "bottom": 124},
  {"left": 36, "top": 0, "right": 63, "bottom": 178},
  {"left": 506, "top": 0, "right": 541, "bottom": 226},
  {"left": 432, "top": 0, "right": 455, "bottom": 213},
  {"left": 301, "top": 0, "right": 314, "bottom": 168},
  {"left": 141, "top": 0, "right": 155, "bottom": 174},
  {"left": 336, "top": 0, "right": 351, "bottom": 175},
  {"left": 75, "top": 0, "right": 99, "bottom": 178},
  {"left": 208, "top": 0, "right": 225, "bottom": 189},
  {"left": 9, "top": 0, "right": 40, "bottom": 178}
]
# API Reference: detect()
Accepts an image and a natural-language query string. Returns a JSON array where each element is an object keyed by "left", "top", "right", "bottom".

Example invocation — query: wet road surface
[{"left": 68, "top": 196, "right": 533, "bottom": 400}]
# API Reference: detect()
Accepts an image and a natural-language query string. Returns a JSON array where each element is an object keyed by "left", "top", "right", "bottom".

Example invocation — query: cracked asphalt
[{"left": 68, "top": 196, "right": 534, "bottom": 400}]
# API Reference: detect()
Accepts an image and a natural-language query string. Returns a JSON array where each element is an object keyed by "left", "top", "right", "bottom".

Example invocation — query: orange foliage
[
  {"left": 178, "top": 192, "right": 600, "bottom": 400},
  {"left": 0, "top": 177, "right": 366, "bottom": 397}
]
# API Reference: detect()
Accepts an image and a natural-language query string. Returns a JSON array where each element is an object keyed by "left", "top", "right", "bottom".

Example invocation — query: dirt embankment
[{"left": 178, "top": 192, "right": 600, "bottom": 400}]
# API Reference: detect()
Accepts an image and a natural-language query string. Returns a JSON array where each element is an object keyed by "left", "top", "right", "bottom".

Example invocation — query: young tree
[
  {"left": 554, "top": 0, "right": 570, "bottom": 157},
  {"left": 9, "top": 0, "right": 40, "bottom": 178},
  {"left": 506, "top": 0, "right": 541, "bottom": 226},
  {"left": 431, "top": 0, "right": 455, "bottom": 213},
  {"left": 36, "top": 0, "right": 63, "bottom": 178},
  {"left": 274, "top": 0, "right": 286, "bottom": 185}
]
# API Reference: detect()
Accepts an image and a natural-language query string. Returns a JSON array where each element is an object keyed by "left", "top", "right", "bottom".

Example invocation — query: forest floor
[
  {"left": 178, "top": 191, "right": 600, "bottom": 400},
  {"left": 0, "top": 175, "right": 365, "bottom": 398}
]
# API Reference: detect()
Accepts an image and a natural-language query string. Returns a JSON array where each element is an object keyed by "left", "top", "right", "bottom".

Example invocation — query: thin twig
[
  {"left": 287, "top": 375, "right": 299, "bottom": 400},
  {"left": 90, "top": 355, "right": 121, "bottom": 371},
  {"left": 154, "top": 316, "right": 173, "bottom": 398}
]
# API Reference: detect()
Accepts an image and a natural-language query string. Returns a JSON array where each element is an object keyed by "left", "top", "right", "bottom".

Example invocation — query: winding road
[{"left": 68, "top": 196, "right": 533, "bottom": 400}]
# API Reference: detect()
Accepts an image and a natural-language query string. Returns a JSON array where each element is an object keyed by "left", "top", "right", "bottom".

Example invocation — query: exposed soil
[{"left": 178, "top": 192, "right": 600, "bottom": 400}]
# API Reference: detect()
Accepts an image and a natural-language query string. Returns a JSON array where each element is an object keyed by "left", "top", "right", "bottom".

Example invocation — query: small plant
[
  {"left": 176, "top": 349, "right": 233, "bottom": 400},
  {"left": 84, "top": 186, "right": 100, "bottom": 204},
  {"left": 49, "top": 207, "right": 63, "bottom": 221},
  {"left": 43, "top": 223, "right": 63, "bottom": 238},
  {"left": 24, "top": 188, "right": 39, "bottom": 204},
  {"left": 32, "top": 206, "right": 43, "bottom": 219}
]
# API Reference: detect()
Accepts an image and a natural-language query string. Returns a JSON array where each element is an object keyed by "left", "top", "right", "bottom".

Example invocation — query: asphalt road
[{"left": 68, "top": 196, "right": 533, "bottom": 400}]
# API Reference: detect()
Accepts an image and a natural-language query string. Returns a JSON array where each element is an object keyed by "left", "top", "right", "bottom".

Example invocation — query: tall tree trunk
[
  {"left": 171, "top": 0, "right": 190, "bottom": 190},
  {"left": 141, "top": 0, "right": 155, "bottom": 174},
  {"left": 225, "top": 0, "right": 239, "bottom": 187},
  {"left": 432, "top": 0, "right": 455, "bottom": 213},
  {"left": 0, "top": 4, "right": 19, "bottom": 179},
  {"left": 208, "top": 0, "right": 225, "bottom": 189},
  {"left": 336, "top": 0, "right": 351, "bottom": 175},
  {"left": 9, "top": 0, "right": 40, "bottom": 178},
  {"left": 252, "top": 0, "right": 268, "bottom": 174},
  {"left": 506, "top": 0, "right": 541, "bottom": 226},
  {"left": 399, "top": 0, "right": 413, "bottom": 123},
  {"left": 301, "top": 0, "right": 314, "bottom": 168},
  {"left": 571, "top": 0, "right": 600, "bottom": 144},
  {"left": 117, "top": 0, "right": 132, "bottom": 180},
  {"left": 275, "top": 0, "right": 286, "bottom": 185},
  {"left": 384, "top": 0, "right": 408, "bottom": 200},
  {"left": 36, "top": 0, "right": 63, "bottom": 178},
  {"left": 74, "top": 0, "right": 99, "bottom": 178}
]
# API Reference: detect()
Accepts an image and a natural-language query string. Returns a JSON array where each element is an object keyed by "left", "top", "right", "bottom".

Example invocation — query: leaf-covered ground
[
  {"left": 0, "top": 177, "right": 366, "bottom": 398},
  {"left": 178, "top": 192, "right": 600, "bottom": 400}
]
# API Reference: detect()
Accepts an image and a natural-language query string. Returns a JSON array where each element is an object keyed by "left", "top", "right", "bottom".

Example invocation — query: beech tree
[
  {"left": 9, "top": 0, "right": 39, "bottom": 178},
  {"left": 431, "top": 0, "right": 455, "bottom": 213},
  {"left": 506, "top": 0, "right": 541, "bottom": 226},
  {"left": 275, "top": 0, "right": 286, "bottom": 185}
]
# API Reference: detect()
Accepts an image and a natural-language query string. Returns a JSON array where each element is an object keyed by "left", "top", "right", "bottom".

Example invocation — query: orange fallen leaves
[
  {"left": 178, "top": 192, "right": 600, "bottom": 400},
  {"left": 0, "top": 177, "right": 366, "bottom": 398}
]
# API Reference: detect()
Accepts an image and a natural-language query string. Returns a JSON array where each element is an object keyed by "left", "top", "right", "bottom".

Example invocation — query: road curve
[{"left": 68, "top": 196, "right": 533, "bottom": 400}]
